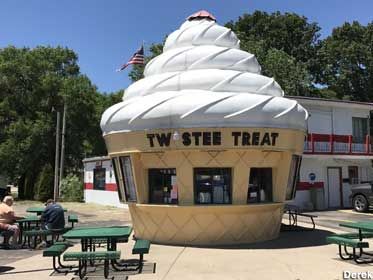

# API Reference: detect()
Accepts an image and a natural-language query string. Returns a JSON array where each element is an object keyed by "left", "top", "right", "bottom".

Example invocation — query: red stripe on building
[
  {"left": 297, "top": 182, "right": 324, "bottom": 191},
  {"left": 105, "top": 183, "right": 118, "bottom": 192},
  {"left": 84, "top": 183, "right": 93, "bottom": 189}
]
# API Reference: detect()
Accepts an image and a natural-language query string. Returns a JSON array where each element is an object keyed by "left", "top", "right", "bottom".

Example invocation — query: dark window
[
  {"left": 93, "top": 167, "right": 106, "bottom": 190},
  {"left": 286, "top": 155, "right": 302, "bottom": 200},
  {"left": 112, "top": 158, "right": 125, "bottom": 203},
  {"left": 120, "top": 156, "right": 137, "bottom": 202},
  {"left": 194, "top": 168, "right": 231, "bottom": 204},
  {"left": 149, "top": 169, "right": 177, "bottom": 204},
  {"left": 352, "top": 117, "right": 368, "bottom": 143},
  {"left": 247, "top": 168, "right": 273, "bottom": 203},
  {"left": 348, "top": 166, "right": 359, "bottom": 184}
]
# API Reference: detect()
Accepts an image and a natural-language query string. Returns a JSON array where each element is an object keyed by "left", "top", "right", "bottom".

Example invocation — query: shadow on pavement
[
  {"left": 0, "top": 266, "right": 15, "bottom": 273},
  {"left": 219, "top": 226, "right": 334, "bottom": 250},
  {"left": 0, "top": 267, "right": 52, "bottom": 275},
  {"left": 178, "top": 225, "right": 334, "bottom": 250}
]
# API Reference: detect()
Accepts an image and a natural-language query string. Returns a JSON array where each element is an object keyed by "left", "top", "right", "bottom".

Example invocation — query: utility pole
[
  {"left": 59, "top": 104, "right": 67, "bottom": 197},
  {"left": 54, "top": 111, "right": 61, "bottom": 201}
]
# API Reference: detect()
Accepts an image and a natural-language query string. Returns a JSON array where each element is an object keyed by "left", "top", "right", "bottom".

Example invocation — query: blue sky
[{"left": 1, "top": 0, "right": 372, "bottom": 93}]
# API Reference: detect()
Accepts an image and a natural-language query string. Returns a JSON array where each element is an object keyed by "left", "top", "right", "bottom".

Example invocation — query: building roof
[
  {"left": 82, "top": 156, "right": 110, "bottom": 163},
  {"left": 289, "top": 96, "right": 373, "bottom": 110}
]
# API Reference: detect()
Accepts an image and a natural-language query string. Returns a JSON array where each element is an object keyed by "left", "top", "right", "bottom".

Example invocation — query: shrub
[
  {"left": 60, "top": 174, "right": 83, "bottom": 202},
  {"left": 34, "top": 164, "right": 54, "bottom": 201}
]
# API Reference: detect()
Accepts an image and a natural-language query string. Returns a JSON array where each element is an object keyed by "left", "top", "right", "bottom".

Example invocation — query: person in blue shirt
[
  {"left": 41, "top": 199, "right": 65, "bottom": 230},
  {"left": 36, "top": 199, "right": 65, "bottom": 249}
]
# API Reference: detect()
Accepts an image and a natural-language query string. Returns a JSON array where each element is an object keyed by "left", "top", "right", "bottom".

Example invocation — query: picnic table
[
  {"left": 62, "top": 226, "right": 134, "bottom": 277},
  {"left": 340, "top": 221, "right": 373, "bottom": 239},
  {"left": 283, "top": 204, "right": 318, "bottom": 230},
  {"left": 63, "top": 226, "right": 132, "bottom": 251},
  {"left": 326, "top": 221, "right": 373, "bottom": 263},
  {"left": 26, "top": 206, "right": 67, "bottom": 215},
  {"left": 16, "top": 215, "right": 41, "bottom": 244}
]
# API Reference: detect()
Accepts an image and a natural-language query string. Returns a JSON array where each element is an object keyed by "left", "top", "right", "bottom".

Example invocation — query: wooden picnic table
[
  {"left": 62, "top": 226, "right": 133, "bottom": 271},
  {"left": 26, "top": 206, "right": 67, "bottom": 215}
]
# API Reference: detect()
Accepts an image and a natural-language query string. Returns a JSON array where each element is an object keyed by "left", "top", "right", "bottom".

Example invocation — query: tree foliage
[
  {"left": 60, "top": 174, "right": 83, "bottom": 202},
  {"left": 314, "top": 21, "right": 373, "bottom": 101},
  {"left": 226, "top": 11, "right": 321, "bottom": 96},
  {"left": 0, "top": 46, "right": 120, "bottom": 199}
]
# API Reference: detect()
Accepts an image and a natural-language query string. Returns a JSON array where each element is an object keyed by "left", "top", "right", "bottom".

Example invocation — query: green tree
[
  {"left": 0, "top": 46, "right": 108, "bottom": 199},
  {"left": 60, "top": 174, "right": 83, "bottom": 202},
  {"left": 315, "top": 21, "right": 373, "bottom": 101},
  {"left": 34, "top": 164, "right": 54, "bottom": 201},
  {"left": 226, "top": 11, "right": 321, "bottom": 96},
  {"left": 225, "top": 11, "right": 321, "bottom": 63}
]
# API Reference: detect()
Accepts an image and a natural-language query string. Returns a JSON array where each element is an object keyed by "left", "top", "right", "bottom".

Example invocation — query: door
[{"left": 327, "top": 167, "right": 343, "bottom": 208}]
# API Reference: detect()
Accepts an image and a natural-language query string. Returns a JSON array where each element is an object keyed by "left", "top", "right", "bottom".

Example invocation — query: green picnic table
[
  {"left": 26, "top": 206, "right": 67, "bottom": 215},
  {"left": 63, "top": 226, "right": 133, "bottom": 272},
  {"left": 16, "top": 215, "right": 41, "bottom": 244},
  {"left": 339, "top": 221, "right": 373, "bottom": 240},
  {"left": 338, "top": 221, "right": 373, "bottom": 263},
  {"left": 62, "top": 226, "right": 132, "bottom": 246}
]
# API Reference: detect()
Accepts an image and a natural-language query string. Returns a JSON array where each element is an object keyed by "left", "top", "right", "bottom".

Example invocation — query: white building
[
  {"left": 290, "top": 96, "right": 373, "bottom": 210},
  {"left": 83, "top": 156, "right": 126, "bottom": 208}
]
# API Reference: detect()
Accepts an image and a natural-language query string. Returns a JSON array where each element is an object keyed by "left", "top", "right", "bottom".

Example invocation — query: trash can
[{"left": 315, "top": 187, "right": 325, "bottom": 210}]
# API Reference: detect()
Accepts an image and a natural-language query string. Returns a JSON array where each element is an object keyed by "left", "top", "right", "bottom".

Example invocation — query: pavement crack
[{"left": 161, "top": 246, "right": 187, "bottom": 280}]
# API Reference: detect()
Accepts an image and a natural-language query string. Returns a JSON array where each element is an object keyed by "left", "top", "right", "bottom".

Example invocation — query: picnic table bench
[
  {"left": 64, "top": 251, "right": 121, "bottom": 279},
  {"left": 327, "top": 222, "right": 373, "bottom": 264},
  {"left": 284, "top": 204, "right": 318, "bottom": 230},
  {"left": 68, "top": 214, "right": 78, "bottom": 228},
  {"left": 43, "top": 241, "right": 74, "bottom": 273}
]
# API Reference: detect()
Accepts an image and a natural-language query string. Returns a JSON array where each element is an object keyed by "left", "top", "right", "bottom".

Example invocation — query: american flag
[{"left": 117, "top": 45, "right": 144, "bottom": 71}]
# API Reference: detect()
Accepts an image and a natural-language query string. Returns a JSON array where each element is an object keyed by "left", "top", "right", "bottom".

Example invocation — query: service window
[
  {"left": 247, "top": 168, "right": 273, "bottom": 203},
  {"left": 112, "top": 158, "right": 125, "bottom": 202},
  {"left": 348, "top": 166, "right": 359, "bottom": 184},
  {"left": 93, "top": 167, "right": 106, "bottom": 190},
  {"left": 194, "top": 168, "right": 231, "bottom": 204},
  {"left": 285, "top": 155, "right": 302, "bottom": 200},
  {"left": 120, "top": 156, "right": 137, "bottom": 202},
  {"left": 149, "top": 169, "right": 177, "bottom": 204}
]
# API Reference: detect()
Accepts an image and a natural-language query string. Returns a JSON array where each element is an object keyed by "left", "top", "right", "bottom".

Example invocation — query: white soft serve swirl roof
[{"left": 101, "top": 14, "right": 308, "bottom": 134}]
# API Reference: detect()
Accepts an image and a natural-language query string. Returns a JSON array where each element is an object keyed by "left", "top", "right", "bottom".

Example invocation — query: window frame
[
  {"left": 247, "top": 167, "right": 273, "bottom": 203},
  {"left": 148, "top": 168, "right": 177, "bottom": 204},
  {"left": 93, "top": 167, "right": 106, "bottom": 191},
  {"left": 112, "top": 158, "right": 126, "bottom": 203},
  {"left": 348, "top": 166, "right": 359, "bottom": 185},
  {"left": 285, "top": 155, "right": 302, "bottom": 201},
  {"left": 352, "top": 117, "right": 368, "bottom": 143},
  {"left": 119, "top": 156, "right": 137, "bottom": 202},
  {"left": 193, "top": 167, "right": 232, "bottom": 205}
]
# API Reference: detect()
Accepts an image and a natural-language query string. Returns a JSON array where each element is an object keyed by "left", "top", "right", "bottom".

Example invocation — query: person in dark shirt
[
  {"left": 37, "top": 199, "right": 65, "bottom": 249},
  {"left": 41, "top": 199, "right": 65, "bottom": 230}
]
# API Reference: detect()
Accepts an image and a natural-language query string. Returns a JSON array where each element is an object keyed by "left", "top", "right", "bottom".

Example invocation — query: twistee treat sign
[{"left": 146, "top": 131, "right": 279, "bottom": 148}]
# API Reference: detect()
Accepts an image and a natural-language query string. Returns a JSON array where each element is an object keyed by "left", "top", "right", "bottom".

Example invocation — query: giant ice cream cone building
[{"left": 101, "top": 10, "right": 308, "bottom": 245}]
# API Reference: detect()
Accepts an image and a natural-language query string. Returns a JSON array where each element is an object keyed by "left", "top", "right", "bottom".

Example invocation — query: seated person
[
  {"left": 37, "top": 199, "right": 65, "bottom": 249},
  {"left": 0, "top": 196, "right": 23, "bottom": 248},
  {"left": 41, "top": 199, "right": 65, "bottom": 230}
]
